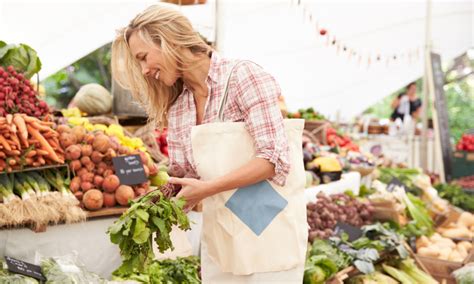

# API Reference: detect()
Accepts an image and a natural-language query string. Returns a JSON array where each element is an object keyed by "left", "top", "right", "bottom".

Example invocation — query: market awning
[
  {"left": 217, "top": 0, "right": 473, "bottom": 119},
  {"left": 0, "top": 0, "right": 215, "bottom": 79},
  {"left": 1, "top": 0, "right": 471, "bottom": 119}
]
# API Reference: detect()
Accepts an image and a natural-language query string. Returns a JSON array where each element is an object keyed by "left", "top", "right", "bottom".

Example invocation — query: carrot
[
  {"left": 36, "top": 149, "right": 49, "bottom": 156},
  {"left": 32, "top": 162, "right": 41, "bottom": 167},
  {"left": 38, "top": 156, "right": 46, "bottom": 165},
  {"left": 8, "top": 159, "right": 16, "bottom": 166},
  {"left": 0, "top": 134, "right": 12, "bottom": 151},
  {"left": 13, "top": 114, "right": 28, "bottom": 142},
  {"left": 25, "top": 150, "right": 37, "bottom": 158},
  {"left": 21, "top": 115, "right": 36, "bottom": 123},
  {"left": 10, "top": 124, "right": 16, "bottom": 133},
  {"left": 26, "top": 125, "right": 62, "bottom": 163},
  {"left": 39, "top": 121, "right": 54, "bottom": 126},
  {"left": 6, "top": 114, "right": 12, "bottom": 125},
  {"left": 30, "top": 121, "right": 51, "bottom": 132},
  {"left": 25, "top": 157, "right": 33, "bottom": 165},
  {"left": 6, "top": 150, "right": 20, "bottom": 156},
  {"left": 47, "top": 138, "right": 59, "bottom": 149},
  {"left": 0, "top": 152, "right": 5, "bottom": 158},
  {"left": 42, "top": 131, "right": 58, "bottom": 139},
  {"left": 10, "top": 134, "right": 21, "bottom": 150}
]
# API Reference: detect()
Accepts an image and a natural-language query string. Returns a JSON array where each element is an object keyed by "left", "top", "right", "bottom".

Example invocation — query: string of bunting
[{"left": 291, "top": 0, "right": 422, "bottom": 69}]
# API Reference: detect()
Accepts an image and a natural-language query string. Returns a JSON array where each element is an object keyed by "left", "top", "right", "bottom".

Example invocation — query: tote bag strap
[{"left": 216, "top": 60, "right": 260, "bottom": 122}]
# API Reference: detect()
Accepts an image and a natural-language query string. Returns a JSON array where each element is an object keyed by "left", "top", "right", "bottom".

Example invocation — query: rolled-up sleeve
[{"left": 234, "top": 62, "right": 290, "bottom": 186}]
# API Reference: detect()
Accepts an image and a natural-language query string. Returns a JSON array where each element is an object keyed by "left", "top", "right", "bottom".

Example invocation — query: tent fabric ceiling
[
  {"left": 217, "top": 0, "right": 473, "bottom": 119},
  {"left": 0, "top": 0, "right": 215, "bottom": 79},
  {"left": 0, "top": 0, "right": 472, "bottom": 119}
]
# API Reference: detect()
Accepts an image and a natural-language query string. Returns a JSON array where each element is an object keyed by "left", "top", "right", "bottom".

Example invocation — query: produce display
[
  {"left": 72, "top": 83, "right": 113, "bottom": 116},
  {"left": 416, "top": 233, "right": 472, "bottom": 262},
  {"left": 453, "top": 263, "right": 474, "bottom": 284},
  {"left": 304, "top": 223, "right": 436, "bottom": 284},
  {"left": 0, "top": 114, "right": 63, "bottom": 171},
  {"left": 435, "top": 182, "right": 474, "bottom": 212},
  {"left": 455, "top": 175, "right": 474, "bottom": 189},
  {"left": 0, "top": 255, "right": 106, "bottom": 283},
  {"left": 107, "top": 190, "right": 190, "bottom": 277},
  {"left": 287, "top": 107, "right": 325, "bottom": 120},
  {"left": 112, "top": 256, "right": 200, "bottom": 283},
  {"left": 370, "top": 180, "right": 434, "bottom": 238},
  {"left": 0, "top": 66, "right": 49, "bottom": 118},
  {"left": 436, "top": 211, "right": 474, "bottom": 239},
  {"left": 0, "top": 41, "right": 41, "bottom": 79},
  {"left": 2, "top": 115, "right": 59, "bottom": 168},
  {"left": 66, "top": 117, "right": 148, "bottom": 153},
  {"left": 456, "top": 134, "right": 474, "bottom": 152},
  {"left": 0, "top": 170, "right": 85, "bottom": 228},
  {"left": 349, "top": 258, "right": 437, "bottom": 284},
  {"left": 326, "top": 127, "right": 359, "bottom": 152},
  {"left": 155, "top": 128, "right": 169, "bottom": 157},
  {"left": 306, "top": 192, "right": 373, "bottom": 241},
  {"left": 57, "top": 124, "right": 159, "bottom": 210}
]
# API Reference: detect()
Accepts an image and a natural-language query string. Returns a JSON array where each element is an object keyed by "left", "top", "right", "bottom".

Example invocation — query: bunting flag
[{"left": 291, "top": 0, "right": 422, "bottom": 69}]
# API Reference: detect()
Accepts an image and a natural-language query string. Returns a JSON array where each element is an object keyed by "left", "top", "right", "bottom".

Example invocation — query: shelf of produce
[
  {"left": 86, "top": 207, "right": 128, "bottom": 219},
  {"left": 8, "top": 163, "right": 68, "bottom": 174},
  {"left": 305, "top": 171, "right": 361, "bottom": 203}
]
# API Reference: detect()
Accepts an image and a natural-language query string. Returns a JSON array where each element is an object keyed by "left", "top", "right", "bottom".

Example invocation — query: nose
[{"left": 141, "top": 63, "right": 151, "bottom": 76}]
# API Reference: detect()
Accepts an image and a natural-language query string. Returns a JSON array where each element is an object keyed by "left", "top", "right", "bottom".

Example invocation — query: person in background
[{"left": 390, "top": 82, "right": 422, "bottom": 121}]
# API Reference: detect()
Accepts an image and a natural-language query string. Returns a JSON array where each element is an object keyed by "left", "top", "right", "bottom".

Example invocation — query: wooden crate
[
  {"left": 370, "top": 200, "right": 408, "bottom": 225},
  {"left": 304, "top": 120, "right": 329, "bottom": 145}
]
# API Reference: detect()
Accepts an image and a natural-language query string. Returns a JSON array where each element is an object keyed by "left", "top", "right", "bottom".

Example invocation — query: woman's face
[{"left": 128, "top": 32, "right": 178, "bottom": 87}]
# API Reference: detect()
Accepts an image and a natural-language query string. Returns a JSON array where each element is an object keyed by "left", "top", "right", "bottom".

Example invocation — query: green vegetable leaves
[
  {"left": 0, "top": 41, "right": 42, "bottom": 79},
  {"left": 107, "top": 190, "right": 191, "bottom": 277}
]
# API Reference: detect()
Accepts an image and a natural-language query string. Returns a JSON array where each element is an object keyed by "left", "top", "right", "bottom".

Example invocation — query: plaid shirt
[{"left": 166, "top": 52, "right": 290, "bottom": 187}]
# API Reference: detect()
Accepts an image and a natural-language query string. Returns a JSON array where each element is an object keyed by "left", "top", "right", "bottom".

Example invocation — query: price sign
[
  {"left": 112, "top": 154, "right": 147, "bottom": 185},
  {"left": 334, "top": 222, "right": 363, "bottom": 242},
  {"left": 5, "top": 256, "right": 46, "bottom": 281}
]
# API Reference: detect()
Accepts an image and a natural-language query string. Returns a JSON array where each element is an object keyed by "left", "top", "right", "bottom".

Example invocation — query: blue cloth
[{"left": 225, "top": 180, "right": 288, "bottom": 236}]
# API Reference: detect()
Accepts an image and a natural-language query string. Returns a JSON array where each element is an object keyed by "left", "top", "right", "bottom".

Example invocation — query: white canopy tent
[
  {"left": 216, "top": 0, "right": 473, "bottom": 119},
  {"left": 0, "top": 0, "right": 472, "bottom": 119}
]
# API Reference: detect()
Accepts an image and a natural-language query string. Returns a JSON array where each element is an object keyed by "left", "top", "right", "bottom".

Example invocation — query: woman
[
  {"left": 112, "top": 4, "right": 307, "bottom": 283},
  {"left": 390, "top": 82, "right": 422, "bottom": 121}
]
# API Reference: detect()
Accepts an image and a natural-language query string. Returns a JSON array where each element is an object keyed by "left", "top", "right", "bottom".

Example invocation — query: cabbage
[
  {"left": 0, "top": 41, "right": 42, "bottom": 78},
  {"left": 73, "top": 83, "right": 113, "bottom": 115}
]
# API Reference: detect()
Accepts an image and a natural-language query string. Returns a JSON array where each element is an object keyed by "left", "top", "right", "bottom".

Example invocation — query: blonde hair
[{"left": 111, "top": 4, "right": 211, "bottom": 128}]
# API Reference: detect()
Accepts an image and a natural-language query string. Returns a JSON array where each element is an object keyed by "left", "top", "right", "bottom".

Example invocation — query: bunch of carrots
[{"left": 0, "top": 113, "right": 64, "bottom": 172}]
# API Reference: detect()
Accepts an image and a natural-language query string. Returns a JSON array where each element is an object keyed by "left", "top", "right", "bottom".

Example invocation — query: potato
[
  {"left": 458, "top": 212, "right": 474, "bottom": 227},
  {"left": 448, "top": 250, "right": 463, "bottom": 262},
  {"left": 458, "top": 241, "right": 472, "bottom": 251},
  {"left": 418, "top": 247, "right": 440, "bottom": 258},
  {"left": 416, "top": 236, "right": 431, "bottom": 249}
]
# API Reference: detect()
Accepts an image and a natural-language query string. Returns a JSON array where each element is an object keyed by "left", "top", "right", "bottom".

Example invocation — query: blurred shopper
[{"left": 390, "top": 82, "right": 422, "bottom": 121}]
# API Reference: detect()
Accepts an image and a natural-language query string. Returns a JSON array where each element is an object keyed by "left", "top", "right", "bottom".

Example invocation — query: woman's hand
[{"left": 168, "top": 177, "right": 213, "bottom": 211}]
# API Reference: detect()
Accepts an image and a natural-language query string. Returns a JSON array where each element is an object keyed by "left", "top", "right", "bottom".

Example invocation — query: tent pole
[{"left": 421, "top": 0, "right": 432, "bottom": 172}]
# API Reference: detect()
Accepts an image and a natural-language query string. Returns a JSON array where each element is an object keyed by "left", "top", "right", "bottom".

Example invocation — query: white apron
[{"left": 191, "top": 62, "right": 308, "bottom": 283}]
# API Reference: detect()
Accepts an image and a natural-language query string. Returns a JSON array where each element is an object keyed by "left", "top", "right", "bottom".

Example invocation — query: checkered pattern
[{"left": 165, "top": 52, "right": 290, "bottom": 187}]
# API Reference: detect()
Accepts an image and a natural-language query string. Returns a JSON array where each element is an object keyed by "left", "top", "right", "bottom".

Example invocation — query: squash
[{"left": 73, "top": 83, "right": 113, "bottom": 115}]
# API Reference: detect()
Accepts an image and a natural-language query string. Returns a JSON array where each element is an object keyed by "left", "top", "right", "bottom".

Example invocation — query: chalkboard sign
[
  {"left": 387, "top": 177, "right": 406, "bottom": 192},
  {"left": 112, "top": 154, "right": 147, "bottom": 185},
  {"left": 431, "top": 52, "right": 453, "bottom": 181},
  {"left": 5, "top": 256, "right": 46, "bottom": 281},
  {"left": 334, "top": 222, "right": 363, "bottom": 242}
]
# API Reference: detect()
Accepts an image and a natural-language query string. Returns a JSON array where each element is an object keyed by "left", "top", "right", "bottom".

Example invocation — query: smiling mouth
[{"left": 154, "top": 70, "right": 161, "bottom": 80}]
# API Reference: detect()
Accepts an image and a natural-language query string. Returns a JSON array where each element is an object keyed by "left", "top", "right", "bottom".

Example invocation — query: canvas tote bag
[{"left": 191, "top": 62, "right": 308, "bottom": 280}]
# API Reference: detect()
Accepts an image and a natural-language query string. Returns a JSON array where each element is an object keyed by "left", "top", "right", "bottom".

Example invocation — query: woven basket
[
  {"left": 134, "top": 124, "right": 168, "bottom": 163},
  {"left": 304, "top": 120, "right": 329, "bottom": 145}
]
